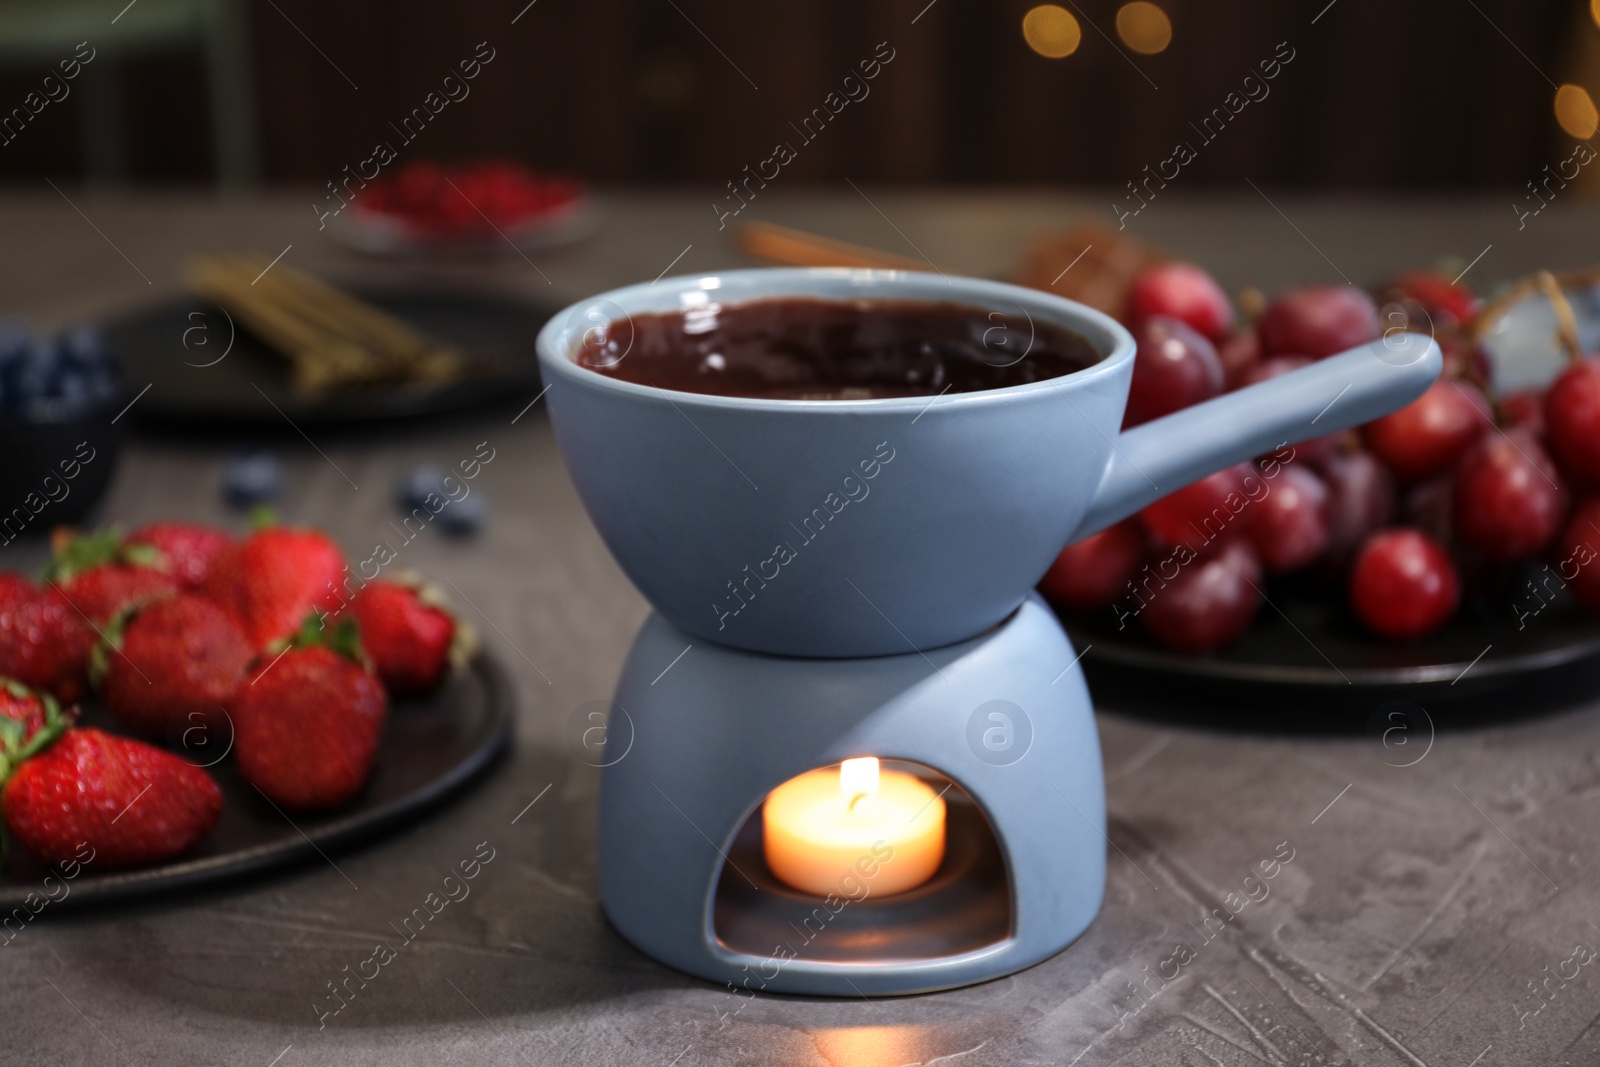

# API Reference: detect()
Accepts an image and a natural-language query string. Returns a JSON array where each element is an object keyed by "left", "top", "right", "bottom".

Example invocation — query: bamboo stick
[{"left": 184, "top": 256, "right": 464, "bottom": 391}]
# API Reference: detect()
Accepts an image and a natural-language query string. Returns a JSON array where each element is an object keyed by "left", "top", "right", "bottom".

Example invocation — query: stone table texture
[{"left": 3, "top": 189, "right": 1600, "bottom": 1066}]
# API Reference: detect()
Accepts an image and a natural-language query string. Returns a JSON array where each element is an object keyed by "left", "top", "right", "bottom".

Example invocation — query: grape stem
[
  {"left": 1467, "top": 263, "right": 1600, "bottom": 360},
  {"left": 1535, "top": 270, "right": 1583, "bottom": 364}
]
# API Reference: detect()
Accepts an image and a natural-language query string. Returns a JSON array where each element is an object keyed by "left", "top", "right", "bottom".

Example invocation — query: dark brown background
[{"left": 0, "top": 0, "right": 1584, "bottom": 187}]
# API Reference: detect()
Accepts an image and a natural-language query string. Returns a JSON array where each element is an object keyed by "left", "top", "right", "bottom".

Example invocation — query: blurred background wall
[{"left": 0, "top": 0, "right": 1589, "bottom": 188}]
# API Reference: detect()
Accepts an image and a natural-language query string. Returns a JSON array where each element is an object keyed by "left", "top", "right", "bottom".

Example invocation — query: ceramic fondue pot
[{"left": 538, "top": 268, "right": 1439, "bottom": 658}]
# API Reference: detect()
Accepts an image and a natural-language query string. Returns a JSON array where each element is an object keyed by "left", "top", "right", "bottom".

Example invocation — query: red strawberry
[
  {"left": 0, "top": 573, "right": 93, "bottom": 702},
  {"left": 233, "top": 621, "right": 387, "bottom": 810},
  {"left": 124, "top": 522, "right": 234, "bottom": 589},
  {"left": 45, "top": 527, "right": 178, "bottom": 624},
  {"left": 3, "top": 726, "right": 221, "bottom": 867},
  {"left": 99, "top": 594, "right": 254, "bottom": 741},
  {"left": 200, "top": 525, "right": 346, "bottom": 650},
  {"left": 0, "top": 678, "right": 54, "bottom": 751},
  {"left": 348, "top": 578, "right": 473, "bottom": 696}
]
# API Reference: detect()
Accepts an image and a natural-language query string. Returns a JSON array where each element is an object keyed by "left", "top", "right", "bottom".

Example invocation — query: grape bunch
[{"left": 1040, "top": 261, "right": 1600, "bottom": 652}]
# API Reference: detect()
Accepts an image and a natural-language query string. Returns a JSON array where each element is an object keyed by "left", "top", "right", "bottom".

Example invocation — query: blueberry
[
  {"left": 0, "top": 319, "right": 33, "bottom": 364},
  {"left": 85, "top": 365, "right": 121, "bottom": 407},
  {"left": 0, "top": 321, "right": 40, "bottom": 412},
  {"left": 47, "top": 369, "right": 90, "bottom": 407},
  {"left": 438, "top": 492, "right": 488, "bottom": 537},
  {"left": 9, "top": 339, "right": 57, "bottom": 404},
  {"left": 396, "top": 464, "right": 451, "bottom": 512},
  {"left": 224, "top": 451, "right": 283, "bottom": 508},
  {"left": 396, "top": 464, "right": 487, "bottom": 537},
  {"left": 57, "top": 325, "right": 108, "bottom": 371}
]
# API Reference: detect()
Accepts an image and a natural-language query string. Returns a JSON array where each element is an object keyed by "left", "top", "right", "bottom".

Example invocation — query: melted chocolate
[{"left": 575, "top": 297, "right": 1101, "bottom": 400}]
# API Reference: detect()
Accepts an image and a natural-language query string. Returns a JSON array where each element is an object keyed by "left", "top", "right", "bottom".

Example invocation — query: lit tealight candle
[{"left": 762, "top": 757, "right": 946, "bottom": 897}]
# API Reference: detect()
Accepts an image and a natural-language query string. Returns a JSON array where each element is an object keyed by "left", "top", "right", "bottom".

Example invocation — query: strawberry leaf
[
  {"left": 89, "top": 604, "right": 137, "bottom": 690},
  {"left": 43, "top": 526, "right": 121, "bottom": 583},
  {"left": 0, "top": 680, "right": 69, "bottom": 784},
  {"left": 12, "top": 691, "right": 67, "bottom": 762},
  {"left": 44, "top": 526, "right": 172, "bottom": 581},
  {"left": 328, "top": 618, "right": 365, "bottom": 662},
  {"left": 0, "top": 676, "right": 64, "bottom": 869},
  {"left": 289, "top": 611, "right": 368, "bottom": 665},
  {"left": 120, "top": 542, "right": 167, "bottom": 570},
  {"left": 291, "top": 611, "right": 326, "bottom": 649}
]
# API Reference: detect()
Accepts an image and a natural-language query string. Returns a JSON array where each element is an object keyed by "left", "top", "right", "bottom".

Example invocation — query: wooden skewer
[
  {"left": 186, "top": 261, "right": 370, "bottom": 390},
  {"left": 734, "top": 220, "right": 1170, "bottom": 321},
  {"left": 268, "top": 268, "right": 430, "bottom": 356},
  {"left": 184, "top": 256, "right": 464, "bottom": 391},
  {"left": 735, "top": 221, "right": 929, "bottom": 272}
]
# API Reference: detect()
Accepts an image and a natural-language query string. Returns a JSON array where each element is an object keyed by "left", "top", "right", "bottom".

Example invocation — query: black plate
[
  {"left": 0, "top": 654, "right": 513, "bottom": 909},
  {"left": 1063, "top": 584, "right": 1600, "bottom": 731},
  {"left": 100, "top": 287, "right": 557, "bottom": 427}
]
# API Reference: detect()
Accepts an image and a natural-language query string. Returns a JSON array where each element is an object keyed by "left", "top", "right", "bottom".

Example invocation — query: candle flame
[{"left": 840, "top": 757, "right": 879, "bottom": 811}]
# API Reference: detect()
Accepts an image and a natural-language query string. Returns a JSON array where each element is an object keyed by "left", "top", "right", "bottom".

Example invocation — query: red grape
[
  {"left": 1438, "top": 337, "right": 1495, "bottom": 390},
  {"left": 1038, "top": 520, "right": 1146, "bottom": 611},
  {"left": 1322, "top": 450, "right": 1396, "bottom": 559},
  {"left": 1453, "top": 428, "right": 1567, "bottom": 561},
  {"left": 1236, "top": 356, "right": 1344, "bottom": 465},
  {"left": 1403, "top": 474, "right": 1454, "bottom": 546},
  {"left": 1237, "top": 355, "right": 1311, "bottom": 385},
  {"left": 1257, "top": 285, "right": 1380, "bottom": 359},
  {"left": 1142, "top": 539, "right": 1262, "bottom": 652},
  {"left": 1122, "top": 316, "right": 1224, "bottom": 428},
  {"left": 1544, "top": 358, "right": 1600, "bottom": 488},
  {"left": 1218, "top": 329, "right": 1262, "bottom": 387},
  {"left": 1125, "top": 263, "right": 1234, "bottom": 343},
  {"left": 1138, "top": 463, "right": 1254, "bottom": 554},
  {"left": 1500, "top": 389, "right": 1545, "bottom": 436},
  {"left": 1556, "top": 499, "right": 1600, "bottom": 612},
  {"left": 1348, "top": 528, "right": 1459, "bottom": 640},
  {"left": 1390, "top": 271, "right": 1480, "bottom": 326},
  {"left": 1246, "top": 463, "right": 1330, "bottom": 574},
  {"left": 1363, "top": 380, "right": 1492, "bottom": 482}
]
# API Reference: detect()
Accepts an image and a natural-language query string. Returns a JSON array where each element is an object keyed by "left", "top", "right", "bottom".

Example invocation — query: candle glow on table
[{"left": 762, "top": 757, "right": 946, "bottom": 897}]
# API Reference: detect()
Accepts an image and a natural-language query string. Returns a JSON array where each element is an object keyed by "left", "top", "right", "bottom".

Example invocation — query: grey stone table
[{"left": 4, "top": 188, "right": 1600, "bottom": 1066}]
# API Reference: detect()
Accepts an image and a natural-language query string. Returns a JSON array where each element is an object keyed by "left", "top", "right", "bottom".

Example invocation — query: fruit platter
[
  {"left": 0, "top": 517, "right": 510, "bottom": 908},
  {"left": 1038, "top": 260, "right": 1600, "bottom": 723},
  {"left": 101, "top": 283, "right": 556, "bottom": 428}
]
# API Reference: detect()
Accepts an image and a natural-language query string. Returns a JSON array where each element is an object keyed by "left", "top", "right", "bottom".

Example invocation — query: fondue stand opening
[{"left": 761, "top": 758, "right": 947, "bottom": 897}]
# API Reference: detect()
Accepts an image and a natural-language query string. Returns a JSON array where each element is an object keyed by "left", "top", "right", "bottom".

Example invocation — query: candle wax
[{"left": 762, "top": 761, "right": 946, "bottom": 897}]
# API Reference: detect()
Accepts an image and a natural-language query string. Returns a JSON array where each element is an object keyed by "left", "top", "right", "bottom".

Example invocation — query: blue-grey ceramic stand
[{"left": 597, "top": 594, "right": 1107, "bottom": 996}]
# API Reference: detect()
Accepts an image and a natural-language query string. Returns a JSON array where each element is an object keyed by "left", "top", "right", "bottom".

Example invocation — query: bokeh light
[
  {"left": 1022, "top": 5, "right": 1082, "bottom": 59},
  {"left": 1555, "top": 83, "right": 1599, "bottom": 140},
  {"left": 1115, "top": 2, "right": 1172, "bottom": 55}
]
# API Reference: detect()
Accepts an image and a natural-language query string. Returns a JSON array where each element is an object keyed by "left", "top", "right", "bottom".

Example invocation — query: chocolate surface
[{"left": 575, "top": 297, "right": 1101, "bottom": 399}]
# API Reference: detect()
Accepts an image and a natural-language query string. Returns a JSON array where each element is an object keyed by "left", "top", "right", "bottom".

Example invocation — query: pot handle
[{"left": 1067, "top": 332, "right": 1442, "bottom": 543}]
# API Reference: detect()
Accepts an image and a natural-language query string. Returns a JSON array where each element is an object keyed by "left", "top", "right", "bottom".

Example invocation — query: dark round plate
[
  {"left": 1062, "top": 584, "right": 1600, "bottom": 731},
  {"left": 100, "top": 287, "right": 557, "bottom": 427},
  {"left": 0, "top": 654, "right": 513, "bottom": 910}
]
